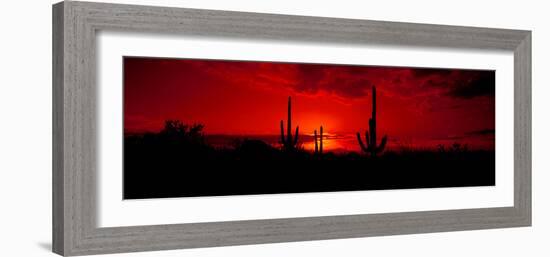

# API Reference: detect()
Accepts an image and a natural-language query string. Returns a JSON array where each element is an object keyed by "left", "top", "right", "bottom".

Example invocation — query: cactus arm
[
  {"left": 314, "top": 130, "right": 318, "bottom": 154},
  {"left": 287, "top": 97, "right": 292, "bottom": 145},
  {"left": 320, "top": 126, "right": 323, "bottom": 154},
  {"left": 369, "top": 118, "right": 376, "bottom": 149},
  {"left": 365, "top": 131, "right": 371, "bottom": 150},
  {"left": 376, "top": 135, "right": 387, "bottom": 153},
  {"left": 280, "top": 120, "right": 285, "bottom": 145},
  {"left": 294, "top": 126, "right": 299, "bottom": 146},
  {"left": 357, "top": 132, "right": 368, "bottom": 152}
]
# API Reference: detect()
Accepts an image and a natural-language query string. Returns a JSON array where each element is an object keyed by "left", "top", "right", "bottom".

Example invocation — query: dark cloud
[
  {"left": 411, "top": 68, "right": 453, "bottom": 78},
  {"left": 178, "top": 59, "right": 495, "bottom": 101},
  {"left": 199, "top": 61, "right": 374, "bottom": 99},
  {"left": 292, "top": 64, "right": 329, "bottom": 95},
  {"left": 446, "top": 72, "right": 495, "bottom": 99},
  {"left": 466, "top": 129, "right": 495, "bottom": 136},
  {"left": 410, "top": 69, "right": 495, "bottom": 99}
]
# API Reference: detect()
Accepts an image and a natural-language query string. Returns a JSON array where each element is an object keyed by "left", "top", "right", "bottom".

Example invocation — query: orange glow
[{"left": 301, "top": 133, "right": 354, "bottom": 153}]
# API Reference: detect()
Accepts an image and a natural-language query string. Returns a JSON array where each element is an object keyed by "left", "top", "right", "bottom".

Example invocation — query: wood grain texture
[
  {"left": 52, "top": 1, "right": 532, "bottom": 256},
  {"left": 52, "top": 2, "right": 65, "bottom": 254},
  {"left": 514, "top": 32, "right": 532, "bottom": 224}
]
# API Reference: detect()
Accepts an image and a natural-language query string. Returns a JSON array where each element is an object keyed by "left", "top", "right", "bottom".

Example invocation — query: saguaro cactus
[
  {"left": 280, "top": 96, "right": 299, "bottom": 151},
  {"left": 314, "top": 126, "right": 324, "bottom": 155},
  {"left": 357, "top": 86, "right": 387, "bottom": 157}
]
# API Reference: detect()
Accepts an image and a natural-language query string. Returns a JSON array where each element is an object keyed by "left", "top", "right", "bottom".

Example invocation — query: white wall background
[{"left": 0, "top": 0, "right": 548, "bottom": 256}]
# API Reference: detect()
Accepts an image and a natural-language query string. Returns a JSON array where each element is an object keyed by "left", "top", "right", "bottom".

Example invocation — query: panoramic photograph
[{"left": 123, "top": 57, "right": 495, "bottom": 199}]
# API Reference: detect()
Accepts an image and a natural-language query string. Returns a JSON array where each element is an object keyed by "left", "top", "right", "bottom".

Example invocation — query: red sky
[{"left": 124, "top": 57, "right": 495, "bottom": 151}]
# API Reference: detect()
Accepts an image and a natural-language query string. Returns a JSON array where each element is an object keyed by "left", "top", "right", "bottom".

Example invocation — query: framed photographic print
[
  {"left": 122, "top": 57, "right": 497, "bottom": 199},
  {"left": 53, "top": 1, "right": 531, "bottom": 256}
]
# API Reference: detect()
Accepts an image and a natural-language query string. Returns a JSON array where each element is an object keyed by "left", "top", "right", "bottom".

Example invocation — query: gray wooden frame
[{"left": 52, "top": 1, "right": 531, "bottom": 256}]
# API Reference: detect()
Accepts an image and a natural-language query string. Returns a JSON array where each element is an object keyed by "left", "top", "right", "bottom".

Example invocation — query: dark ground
[{"left": 123, "top": 128, "right": 495, "bottom": 199}]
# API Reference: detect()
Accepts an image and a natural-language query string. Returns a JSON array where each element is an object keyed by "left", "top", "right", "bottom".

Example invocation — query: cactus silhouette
[
  {"left": 357, "top": 86, "right": 387, "bottom": 157},
  {"left": 280, "top": 96, "right": 299, "bottom": 151},
  {"left": 314, "top": 126, "right": 324, "bottom": 155}
]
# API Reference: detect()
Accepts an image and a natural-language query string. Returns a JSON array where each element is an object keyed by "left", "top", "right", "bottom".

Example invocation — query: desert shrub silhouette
[
  {"left": 159, "top": 120, "right": 205, "bottom": 145},
  {"left": 233, "top": 139, "right": 279, "bottom": 161}
]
